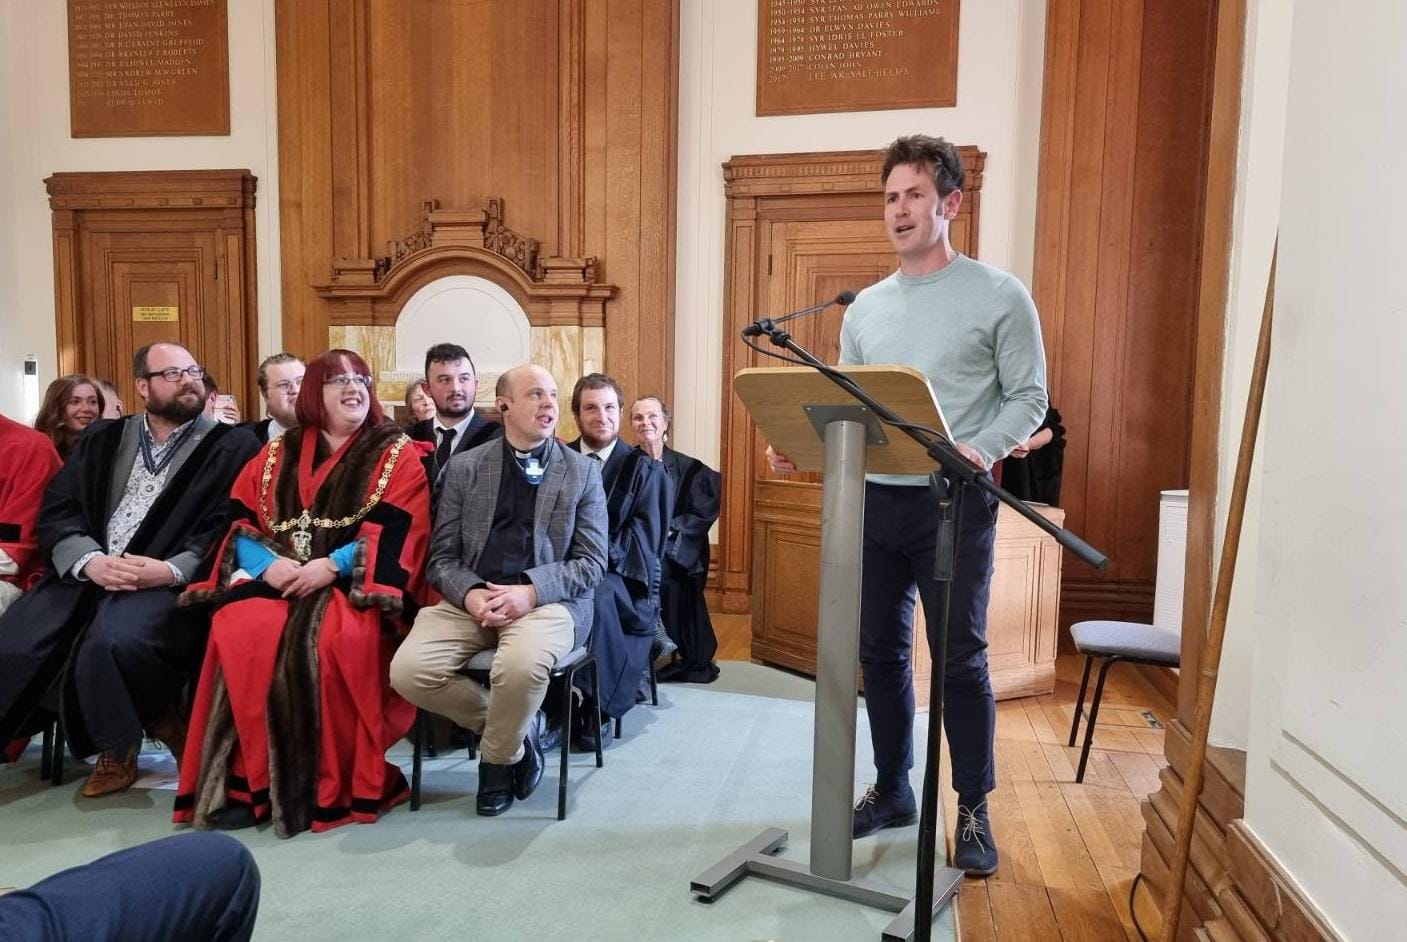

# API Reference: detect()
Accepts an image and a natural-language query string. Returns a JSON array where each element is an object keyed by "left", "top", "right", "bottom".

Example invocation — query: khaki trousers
[{"left": 390, "top": 600, "right": 575, "bottom": 765}]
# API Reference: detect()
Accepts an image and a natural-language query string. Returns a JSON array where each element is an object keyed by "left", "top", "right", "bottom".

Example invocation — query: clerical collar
[
  {"left": 506, "top": 437, "right": 550, "bottom": 485},
  {"left": 580, "top": 437, "right": 619, "bottom": 465}
]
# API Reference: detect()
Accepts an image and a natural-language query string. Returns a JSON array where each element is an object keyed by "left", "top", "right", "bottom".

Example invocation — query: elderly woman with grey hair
[{"left": 629, "top": 396, "right": 722, "bottom": 683}]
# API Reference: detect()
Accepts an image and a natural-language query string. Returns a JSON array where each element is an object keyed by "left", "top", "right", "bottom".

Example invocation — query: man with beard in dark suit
[
  {"left": 0, "top": 342, "right": 258, "bottom": 797},
  {"left": 405, "top": 343, "right": 502, "bottom": 487},
  {"left": 562, "top": 372, "right": 670, "bottom": 750}
]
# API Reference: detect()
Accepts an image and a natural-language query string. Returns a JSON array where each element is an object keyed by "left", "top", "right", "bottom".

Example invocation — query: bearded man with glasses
[{"left": 0, "top": 342, "right": 259, "bottom": 797}]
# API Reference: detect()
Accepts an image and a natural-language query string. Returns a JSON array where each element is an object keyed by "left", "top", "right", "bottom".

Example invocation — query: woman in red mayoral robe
[{"left": 174, "top": 349, "right": 431, "bottom": 837}]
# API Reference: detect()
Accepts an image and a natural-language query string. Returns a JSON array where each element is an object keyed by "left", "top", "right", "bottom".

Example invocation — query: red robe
[
  {"left": 0, "top": 414, "right": 62, "bottom": 592},
  {"left": 174, "top": 423, "right": 430, "bottom": 837}
]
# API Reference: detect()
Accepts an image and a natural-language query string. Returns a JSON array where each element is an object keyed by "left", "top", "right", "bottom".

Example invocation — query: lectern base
[{"left": 690, "top": 827, "right": 965, "bottom": 941}]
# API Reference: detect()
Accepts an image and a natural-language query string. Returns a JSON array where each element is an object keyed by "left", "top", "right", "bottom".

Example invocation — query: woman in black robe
[
  {"left": 997, "top": 405, "right": 1065, "bottom": 506},
  {"left": 629, "top": 397, "right": 722, "bottom": 683}
]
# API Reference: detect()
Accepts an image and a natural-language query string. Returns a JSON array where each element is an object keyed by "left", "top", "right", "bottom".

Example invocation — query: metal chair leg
[
  {"left": 410, "top": 710, "right": 425, "bottom": 811},
  {"left": 49, "top": 715, "right": 66, "bottom": 786},
  {"left": 559, "top": 667, "right": 575, "bottom": 821},
  {"left": 1069, "top": 655, "right": 1094, "bottom": 747},
  {"left": 649, "top": 658, "right": 659, "bottom": 707},
  {"left": 40, "top": 723, "right": 54, "bottom": 779},
  {"left": 591, "top": 661, "right": 604, "bottom": 769},
  {"left": 1076, "top": 657, "right": 1122, "bottom": 784}
]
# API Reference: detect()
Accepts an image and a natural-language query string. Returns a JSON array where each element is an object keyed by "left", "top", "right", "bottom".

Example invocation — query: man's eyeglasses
[
  {"left": 324, "top": 373, "right": 373, "bottom": 389},
  {"left": 272, "top": 379, "right": 303, "bottom": 394},
  {"left": 144, "top": 365, "right": 205, "bottom": 383}
]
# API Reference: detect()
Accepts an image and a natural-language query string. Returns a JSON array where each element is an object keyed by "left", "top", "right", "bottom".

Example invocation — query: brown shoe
[
  {"left": 82, "top": 747, "right": 138, "bottom": 797},
  {"left": 147, "top": 706, "right": 188, "bottom": 770}
]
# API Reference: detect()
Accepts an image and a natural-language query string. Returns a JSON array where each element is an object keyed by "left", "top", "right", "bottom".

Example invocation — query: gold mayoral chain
[{"left": 260, "top": 435, "right": 411, "bottom": 561}]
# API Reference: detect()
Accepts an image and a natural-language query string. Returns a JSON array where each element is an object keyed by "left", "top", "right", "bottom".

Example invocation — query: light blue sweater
[{"left": 839, "top": 254, "right": 1049, "bottom": 485}]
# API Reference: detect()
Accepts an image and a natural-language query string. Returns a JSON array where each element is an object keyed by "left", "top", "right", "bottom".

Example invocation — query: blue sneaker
[
  {"left": 953, "top": 799, "right": 999, "bottom": 876},
  {"left": 852, "top": 784, "right": 918, "bottom": 839}
]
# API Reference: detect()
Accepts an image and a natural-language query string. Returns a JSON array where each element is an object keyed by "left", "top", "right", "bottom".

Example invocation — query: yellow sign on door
[{"left": 132, "top": 306, "right": 179, "bottom": 323}]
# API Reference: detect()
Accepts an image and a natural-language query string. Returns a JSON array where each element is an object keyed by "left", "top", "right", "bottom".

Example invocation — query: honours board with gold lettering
[
  {"left": 757, "top": 0, "right": 959, "bottom": 117},
  {"left": 67, "top": 0, "right": 230, "bottom": 137}
]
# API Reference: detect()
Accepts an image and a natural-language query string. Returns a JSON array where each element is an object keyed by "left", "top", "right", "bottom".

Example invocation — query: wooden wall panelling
[
  {"left": 716, "top": 149, "right": 985, "bottom": 614},
  {"left": 45, "top": 170, "right": 259, "bottom": 416},
  {"left": 1032, "top": 0, "right": 1217, "bottom": 639},
  {"left": 274, "top": 0, "right": 675, "bottom": 404}
]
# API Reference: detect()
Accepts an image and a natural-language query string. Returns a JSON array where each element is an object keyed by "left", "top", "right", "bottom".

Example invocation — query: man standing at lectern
[{"left": 767, "top": 135, "right": 1047, "bottom": 876}]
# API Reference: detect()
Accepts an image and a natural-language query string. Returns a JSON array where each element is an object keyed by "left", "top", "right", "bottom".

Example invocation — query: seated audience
[
  {"left": 405, "top": 343, "right": 502, "bottom": 486},
  {"left": 0, "top": 343, "right": 257, "bottom": 796},
  {"left": 240, "top": 352, "right": 304, "bottom": 443},
  {"left": 564, "top": 373, "right": 670, "bottom": 748},
  {"left": 630, "top": 396, "right": 722, "bottom": 684},
  {"left": 174, "top": 349, "right": 431, "bottom": 837},
  {"left": 403, "top": 380, "right": 436, "bottom": 424},
  {"left": 202, "top": 373, "right": 242, "bottom": 425},
  {"left": 0, "top": 412, "right": 62, "bottom": 617},
  {"left": 0, "top": 832, "right": 260, "bottom": 942},
  {"left": 390, "top": 364, "right": 607, "bottom": 817},
  {"left": 96, "top": 379, "right": 124, "bottom": 420},
  {"left": 34, "top": 374, "right": 104, "bottom": 460}
]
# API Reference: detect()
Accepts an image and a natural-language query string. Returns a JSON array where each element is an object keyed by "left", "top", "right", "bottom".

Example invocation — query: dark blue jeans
[
  {"left": 859, "top": 481, "right": 998, "bottom": 798},
  {"left": 0, "top": 832, "right": 260, "bottom": 941}
]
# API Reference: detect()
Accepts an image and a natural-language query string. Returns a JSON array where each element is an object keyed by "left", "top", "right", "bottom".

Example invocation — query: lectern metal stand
[{"left": 690, "top": 412, "right": 964, "bottom": 941}]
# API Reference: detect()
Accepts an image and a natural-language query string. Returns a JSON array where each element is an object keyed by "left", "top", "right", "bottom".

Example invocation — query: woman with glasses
[
  {"left": 34, "top": 374, "right": 106, "bottom": 460},
  {"left": 174, "top": 349, "right": 433, "bottom": 837}
]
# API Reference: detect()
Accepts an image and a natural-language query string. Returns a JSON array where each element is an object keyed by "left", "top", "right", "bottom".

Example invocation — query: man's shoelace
[
  {"left": 957, "top": 802, "right": 989, "bottom": 853},
  {"left": 854, "top": 785, "right": 879, "bottom": 811}
]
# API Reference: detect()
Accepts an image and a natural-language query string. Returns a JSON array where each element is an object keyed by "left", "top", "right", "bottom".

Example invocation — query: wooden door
[
  {"left": 84, "top": 227, "right": 229, "bottom": 411},
  {"left": 48, "top": 171, "right": 259, "bottom": 416}
]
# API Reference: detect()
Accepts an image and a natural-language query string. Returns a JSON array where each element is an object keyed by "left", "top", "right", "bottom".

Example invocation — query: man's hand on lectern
[
  {"left": 765, "top": 445, "right": 796, "bottom": 474},
  {"left": 955, "top": 441, "right": 990, "bottom": 471}
]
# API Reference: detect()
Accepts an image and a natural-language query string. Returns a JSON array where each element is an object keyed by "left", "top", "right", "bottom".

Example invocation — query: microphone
[{"left": 742, "top": 290, "right": 856, "bottom": 339}]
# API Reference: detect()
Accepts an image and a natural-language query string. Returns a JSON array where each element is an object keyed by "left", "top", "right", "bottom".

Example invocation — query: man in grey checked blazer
[{"left": 390, "top": 364, "right": 608, "bottom": 816}]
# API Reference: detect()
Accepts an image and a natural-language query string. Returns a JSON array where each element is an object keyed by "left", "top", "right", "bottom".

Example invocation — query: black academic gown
[
  {"left": 0, "top": 416, "right": 258, "bottom": 758},
  {"left": 237, "top": 417, "right": 274, "bottom": 444},
  {"left": 407, "top": 413, "right": 503, "bottom": 485},
  {"left": 567, "top": 437, "right": 670, "bottom": 719},
  {"left": 656, "top": 447, "right": 722, "bottom": 683},
  {"left": 998, "top": 406, "right": 1065, "bottom": 506}
]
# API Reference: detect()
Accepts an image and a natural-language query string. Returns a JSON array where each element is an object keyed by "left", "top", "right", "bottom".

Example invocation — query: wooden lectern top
[{"left": 735, "top": 365, "right": 952, "bottom": 475}]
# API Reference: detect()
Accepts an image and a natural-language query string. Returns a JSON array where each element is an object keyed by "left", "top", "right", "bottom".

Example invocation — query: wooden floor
[{"left": 712, "top": 613, "right": 1167, "bottom": 942}]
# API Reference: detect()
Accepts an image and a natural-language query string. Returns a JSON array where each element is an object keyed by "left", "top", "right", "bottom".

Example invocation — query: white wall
[
  {"left": 673, "top": 0, "right": 1046, "bottom": 463},
  {"left": 0, "top": 0, "right": 281, "bottom": 420},
  {"left": 1205, "top": 0, "right": 1293, "bottom": 751},
  {"left": 1234, "top": 1, "right": 1407, "bottom": 936}
]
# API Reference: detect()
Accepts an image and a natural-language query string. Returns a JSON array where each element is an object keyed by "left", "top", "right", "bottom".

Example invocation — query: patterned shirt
[{"left": 73, "top": 415, "right": 194, "bottom": 584}]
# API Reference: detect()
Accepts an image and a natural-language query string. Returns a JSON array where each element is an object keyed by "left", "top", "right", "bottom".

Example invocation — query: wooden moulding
[{"left": 315, "top": 199, "right": 614, "bottom": 330}]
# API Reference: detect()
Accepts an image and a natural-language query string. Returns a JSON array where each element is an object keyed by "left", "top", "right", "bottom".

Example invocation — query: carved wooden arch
[{"left": 315, "top": 199, "right": 614, "bottom": 325}]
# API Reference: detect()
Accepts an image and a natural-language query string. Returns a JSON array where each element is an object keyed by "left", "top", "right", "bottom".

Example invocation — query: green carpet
[{"left": 1, "top": 662, "right": 955, "bottom": 941}]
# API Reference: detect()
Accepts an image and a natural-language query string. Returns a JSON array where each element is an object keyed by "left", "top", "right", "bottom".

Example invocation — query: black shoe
[
  {"left": 476, "top": 761, "right": 515, "bottom": 816},
  {"left": 209, "top": 804, "right": 257, "bottom": 831},
  {"left": 572, "top": 716, "right": 613, "bottom": 753},
  {"left": 513, "top": 712, "right": 546, "bottom": 801},
  {"left": 851, "top": 784, "right": 918, "bottom": 839},
  {"left": 539, "top": 720, "right": 564, "bottom": 754},
  {"left": 952, "top": 799, "right": 999, "bottom": 876},
  {"left": 650, "top": 617, "right": 678, "bottom": 660}
]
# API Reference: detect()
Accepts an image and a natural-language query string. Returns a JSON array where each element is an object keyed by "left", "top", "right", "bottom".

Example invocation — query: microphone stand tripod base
[{"left": 689, "top": 828, "right": 964, "bottom": 941}]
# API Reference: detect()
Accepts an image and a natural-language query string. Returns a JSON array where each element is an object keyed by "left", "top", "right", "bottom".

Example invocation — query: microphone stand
[{"left": 751, "top": 317, "right": 1108, "bottom": 942}]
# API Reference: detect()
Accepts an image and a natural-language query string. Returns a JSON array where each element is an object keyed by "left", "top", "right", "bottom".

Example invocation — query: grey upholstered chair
[{"left": 1067, "top": 620, "right": 1181, "bottom": 783}]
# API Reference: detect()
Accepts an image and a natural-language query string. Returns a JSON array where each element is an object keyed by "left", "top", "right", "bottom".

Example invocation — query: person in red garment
[
  {"left": 0, "top": 411, "right": 62, "bottom": 764},
  {"left": 173, "top": 349, "right": 432, "bottom": 838}
]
